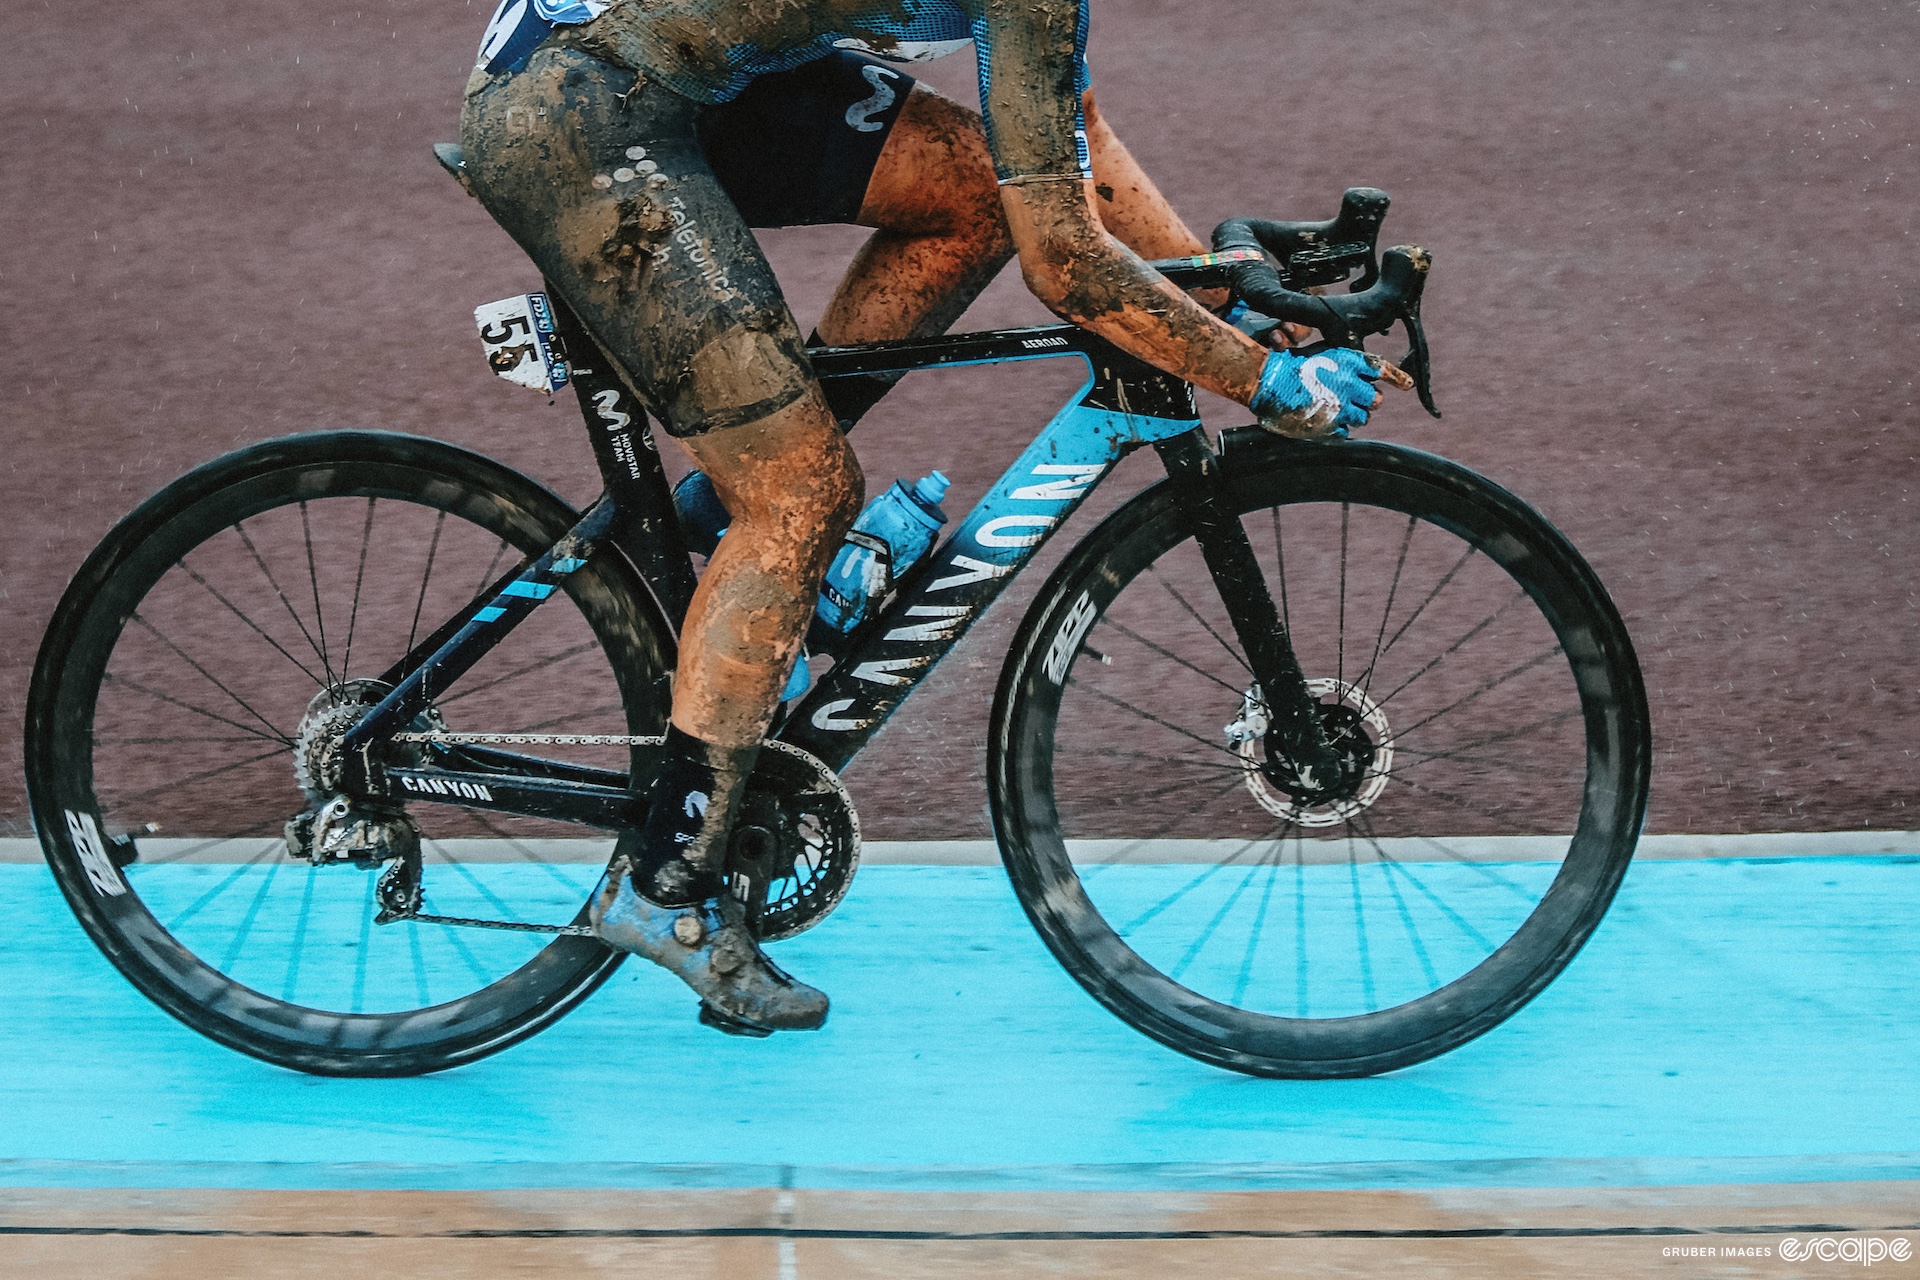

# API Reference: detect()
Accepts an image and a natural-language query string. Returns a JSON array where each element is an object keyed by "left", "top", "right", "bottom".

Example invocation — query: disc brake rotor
[{"left": 1232, "top": 677, "right": 1393, "bottom": 828}]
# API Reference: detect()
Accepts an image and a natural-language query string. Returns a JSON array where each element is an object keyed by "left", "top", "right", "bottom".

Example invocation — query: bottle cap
[{"left": 912, "top": 470, "right": 951, "bottom": 507}]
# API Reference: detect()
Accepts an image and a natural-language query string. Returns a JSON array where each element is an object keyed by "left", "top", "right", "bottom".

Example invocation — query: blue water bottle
[{"left": 816, "top": 471, "right": 951, "bottom": 634}]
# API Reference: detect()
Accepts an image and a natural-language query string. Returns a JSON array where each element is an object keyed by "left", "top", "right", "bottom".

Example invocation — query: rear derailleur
[
  {"left": 285, "top": 797, "right": 422, "bottom": 924},
  {"left": 284, "top": 680, "right": 428, "bottom": 923}
]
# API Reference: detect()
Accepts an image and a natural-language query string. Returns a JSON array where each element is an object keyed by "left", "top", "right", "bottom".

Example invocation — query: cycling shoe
[{"left": 590, "top": 874, "right": 830, "bottom": 1032}]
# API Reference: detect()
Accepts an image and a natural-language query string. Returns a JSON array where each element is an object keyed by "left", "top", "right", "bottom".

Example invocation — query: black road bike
[{"left": 25, "top": 172, "right": 1651, "bottom": 1078}]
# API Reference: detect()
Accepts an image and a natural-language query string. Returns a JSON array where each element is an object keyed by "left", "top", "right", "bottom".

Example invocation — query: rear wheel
[
  {"left": 25, "top": 431, "right": 673, "bottom": 1076},
  {"left": 990, "top": 437, "right": 1650, "bottom": 1078}
]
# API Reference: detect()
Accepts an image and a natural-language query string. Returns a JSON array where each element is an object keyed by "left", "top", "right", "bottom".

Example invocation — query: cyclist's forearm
[{"left": 1004, "top": 181, "right": 1264, "bottom": 405}]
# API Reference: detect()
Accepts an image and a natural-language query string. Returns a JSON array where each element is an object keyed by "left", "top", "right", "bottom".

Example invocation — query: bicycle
[{"left": 24, "top": 164, "right": 1652, "bottom": 1079}]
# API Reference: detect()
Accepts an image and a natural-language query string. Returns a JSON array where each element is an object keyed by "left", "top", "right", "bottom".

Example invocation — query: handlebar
[{"left": 1146, "top": 186, "right": 1442, "bottom": 418}]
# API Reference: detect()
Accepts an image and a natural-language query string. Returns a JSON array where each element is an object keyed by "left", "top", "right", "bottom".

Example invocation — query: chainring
[{"left": 727, "top": 740, "right": 861, "bottom": 941}]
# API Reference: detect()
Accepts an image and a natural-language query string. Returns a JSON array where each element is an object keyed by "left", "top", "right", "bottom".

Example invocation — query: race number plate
[{"left": 475, "top": 293, "right": 570, "bottom": 394}]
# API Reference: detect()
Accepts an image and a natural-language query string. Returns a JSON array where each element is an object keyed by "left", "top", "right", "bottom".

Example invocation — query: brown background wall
[{"left": 1, "top": 0, "right": 1914, "bottom": 838}]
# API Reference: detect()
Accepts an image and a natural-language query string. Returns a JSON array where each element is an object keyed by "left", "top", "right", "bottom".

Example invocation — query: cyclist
[{"left": 459, "top": 0, "right": 1397, "bottom": 1036}]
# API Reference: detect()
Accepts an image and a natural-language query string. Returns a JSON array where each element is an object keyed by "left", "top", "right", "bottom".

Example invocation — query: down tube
[{"left": 780, "top": 382, "right": 1199, "bottom": 773}]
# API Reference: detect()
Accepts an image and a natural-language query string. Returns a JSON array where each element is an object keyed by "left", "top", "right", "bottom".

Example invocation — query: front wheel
[{"left": 990, "top": 436, "right": 1651, "bottom": 1078}]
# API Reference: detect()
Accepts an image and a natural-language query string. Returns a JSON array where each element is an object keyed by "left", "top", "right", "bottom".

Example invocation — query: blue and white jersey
[{"left": 477, "top": 0, "right": 1094, "bottom": 179}]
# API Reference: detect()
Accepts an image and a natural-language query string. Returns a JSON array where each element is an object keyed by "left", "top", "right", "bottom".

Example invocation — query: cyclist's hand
[
  {"left": 1250, "top": 346, "right": 1403, "bottom": 440},
  {"left": 1217, "top": 299, "right": 1313, "bottom": 350}
]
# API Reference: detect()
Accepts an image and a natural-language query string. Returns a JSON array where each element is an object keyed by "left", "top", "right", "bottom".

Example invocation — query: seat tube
[{"left": 546, "top": 289, "right": 700, "bottom": 626}]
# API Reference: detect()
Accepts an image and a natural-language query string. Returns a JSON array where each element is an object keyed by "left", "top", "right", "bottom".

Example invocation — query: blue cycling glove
[{"left": 1250, "top": 346, "right": 1384, "bottom": 439}]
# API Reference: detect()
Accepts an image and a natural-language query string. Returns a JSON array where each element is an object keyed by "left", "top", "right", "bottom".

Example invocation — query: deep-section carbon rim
[
  {"left": 991, "top": 438, "right": 1651, "bottom": 1078},
  {"left": 25, "top": 432, "right": 673, "bottom": 1076}
]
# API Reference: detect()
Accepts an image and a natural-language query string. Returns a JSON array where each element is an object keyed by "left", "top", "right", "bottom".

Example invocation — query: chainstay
[{"left": 381, "top": 735, "right": 843, "bottom": 936}]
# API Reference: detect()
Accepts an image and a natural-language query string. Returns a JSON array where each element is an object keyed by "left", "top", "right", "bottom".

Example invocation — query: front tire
[{"left": 990, "top": 436, "right": 1651, "bottom": 1078}]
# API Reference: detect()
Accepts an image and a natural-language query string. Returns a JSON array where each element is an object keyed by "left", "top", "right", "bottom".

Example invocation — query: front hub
[{"left": 1228, "top": 678, "right": 1394, "bottom": 828}]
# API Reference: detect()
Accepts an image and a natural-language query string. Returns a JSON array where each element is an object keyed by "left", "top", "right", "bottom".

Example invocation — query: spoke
[
  {"left": 421, "top": 897, "right": 498, "bottom": 988},
  {"left": 405, "top": 510, "right": 449, "bottom": 657},
  {"left": 510, "top": 703, "right": 633, "bottom": 735},
  {"left": 1118, "top": 835, "right": 1266, "bottom": 935},
  {"left": 1229, "top": 820, "right": 1295, "bottom": 1007},
  {"left": 1384, "top": 706, "right": 1583, "bottom": 771},
  {"left": 1291, "top": 833, "right": 1309, "bottom": 1017},
  {"left": 101, "top": 671, "right": 289, "bottom": 746},
  {"left": 460, "top": 813, "right": 590, "bottom": 896},
  {"left": 1346, "top": 833, "right": 1376, "bottom": 1011},
  {"left": 97, "top": 734, "right": 276, "bottom": 746},
  {"left": 104, "top": 745, "right": 289, "bottom": 811},
  {"left": 1395, "top": 831, "right": 1553, "bottom": 905},
  {"left": 127, "top": 614, "right": 294, "bottom": 745},
  {"left": 300, "top": 502, "right": 338, "bottom": 691},
  {"left": 1357, "top": 514, "right": 1418, "bottom": 703},
  {"left": 436, "top": 640, "right": 602, "bottom": 708},
  {"left": 133, "top": 820, "right": 285, "bottom": 867},
  {"left": 1336, "top": 502, "right": 1349, "bottom": 689},
  {"left": 1372, "top": 828, "right": 1440, "bottom": 993},
  {"left": 176, "top": 560, "right": 325, "bottom": 687},
  {"left": 1377, "top": 543, "right": 1478, "bottom": 663},
  {"left": 1091, "top": 615, "right": 1248, "bottom": 700},
  {"left": 1073, "top": 772, "right": 1267, "bottom": 880},
  {"left": 1378, "top": 645, "right": 1566, "bottom": 746},
  {"left": 1368, "top": 588, "right": 1531, "bottom": 715},
  {"left": 216, "top": 859, "right": 285, "bottom": 972},
  {"left": 351, "top": 874, "right": 375, "bottom": 1014},
  {"left": 162, "top": 840, "right": 280, "bottom": 930},
  {"left": 1380, "top": 770, "right": 1519, "bottom": 832},
  {"left": 1268, "top": 507, "right": 1291, "bottom": 636},
  {"left": 473, "top": 537, "right": 512, "bottom": 603},
  {"left": 233, "top": 519, "right": 331, "bottom": 677},
  {"left": 1146, "top": 564, "right": 1252, "bottom": 679},
  {"left": 280, "top": 864, "right": 320, "bottom": 1002},
  {"left": 340, "top": 498, "right": 377, "bottom": 678},
  {"left": 407, "top": 921, "right": 431, "bottom": 1007},
  {"left": 428, "top": 845, "right": 552, "bottom": 926},
  {"left": 1351, "top": 814, "right": 1497, "bottom": 953},
  {"left": 1168, "top": 852, "right": 1273, "bottom": 984},
  {"left": 1065, "top": 677, "right": 1250, "bottom": 767},
  {"left": 1068, "top": 766, "right": 1254, "bottom": 823},
  {"left": 1074, "top": 746, "right": 1245, "bottom": 777}
]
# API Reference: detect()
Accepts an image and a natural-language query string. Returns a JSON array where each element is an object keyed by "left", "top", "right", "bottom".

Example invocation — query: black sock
[
  {"left": 808, "top": 330, "right": 903, "bottom": 432},
  {"left": 631, "top": 726, "right": 756, "bottom": 906}
]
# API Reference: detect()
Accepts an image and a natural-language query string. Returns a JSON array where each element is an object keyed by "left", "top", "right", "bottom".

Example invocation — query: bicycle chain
[
  {"left": 407, "top": 910, "right": 595, "bottom": 937},
  {"left": 392, "top": 731, "right": 666, "bottom": 747}
]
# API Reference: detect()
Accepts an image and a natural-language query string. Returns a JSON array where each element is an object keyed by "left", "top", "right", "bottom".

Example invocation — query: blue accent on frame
[
  {"left": 500, "top": 580, "right": 557, "bottom": 600},
  {"left": 472, "top": 606, "right": 507, "bottom": 623}
]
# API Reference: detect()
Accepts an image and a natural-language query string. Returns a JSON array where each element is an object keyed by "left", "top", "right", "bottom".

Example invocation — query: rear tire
[
  {"left": 990, "top": 436, "right": 1651, "bottom": 1078},
  {"left": 25, "top": 431, "right": 674, "bottom": 1076}
]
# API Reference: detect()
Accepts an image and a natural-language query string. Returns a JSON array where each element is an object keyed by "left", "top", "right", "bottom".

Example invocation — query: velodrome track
[
  {"left": 3, "top": 0, "right": 1918, "bottom": 1273},
  {"left": 4, "top": 835, "right": 1917, "bottom": 1275}
]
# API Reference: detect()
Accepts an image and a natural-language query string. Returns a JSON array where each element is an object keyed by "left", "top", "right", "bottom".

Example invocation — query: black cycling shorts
[{"left": 697, "top": 51, "right": 916, "bottom": 228}]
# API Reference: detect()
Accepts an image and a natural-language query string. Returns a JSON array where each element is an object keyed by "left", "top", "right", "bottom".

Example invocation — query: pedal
[
  {"left": 475, "top": 293, "right": 570, "bottom": 394},
  {"left": 697, "top": 1001, "right": 776, "bottom": 1039}
]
